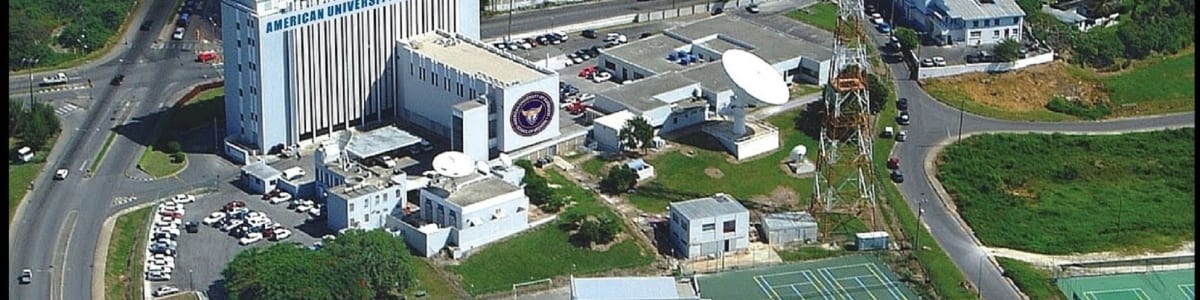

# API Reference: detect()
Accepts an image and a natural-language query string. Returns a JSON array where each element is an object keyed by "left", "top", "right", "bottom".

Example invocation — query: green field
[
  {"left": 786, "top": 2, "right": 839, "bottom": 32},
  {"left": 627, "top": 113, "right": 818, "bottom": 214},
  {"left": 450, "top": 169, "right": 655, "bottom": 295},
  {"left": 921, "top": 83, "right": 1080, "bottom": 122},
  {"left": 1104, "top": 51, "right": 1195, "bottom": 113},
  {"left": 136, "top": 87, "right": 225, "bottom": 178},
  {"left": 8, "top": 134, "right": 58, "bottom": 222},
  {"left": 408, "top": 259, "right": 460, "bottom": 299},
  {"left": 996, "top": 258, "right": 1067, "bottom": 300},
  {"left": 938, "top": 130, "right": 1195, "bottom": 254},
  {"left": 105, "top": 206, "right": 152, "bottom": 300}
]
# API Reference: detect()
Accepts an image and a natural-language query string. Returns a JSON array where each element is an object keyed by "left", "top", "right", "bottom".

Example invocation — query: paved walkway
[{"left": 985, "top": 242, "right": 1195, "bottom": 268}]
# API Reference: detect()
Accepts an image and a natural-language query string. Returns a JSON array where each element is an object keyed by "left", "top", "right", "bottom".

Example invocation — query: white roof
[
  {"left": 856, "top": 231, "right": 890, "bottom": 239},
  {"left": 594, "top": 110, "right": 638, "bottom": 130},
  {"left": 572, "top": 277, "right": 682, "bottom": 300},
  {"left": 406, "top": 32, "right": 549, "bottom": 85}
]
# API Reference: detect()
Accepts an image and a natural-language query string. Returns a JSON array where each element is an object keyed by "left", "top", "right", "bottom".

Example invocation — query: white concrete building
[
  {"left": 312, "top": 127, "right": 422, "bottom": 232},
  {"left": 393, "top": 171, "right": 531, "bottom": 259},
  {"left": 220, "top": 0, "right": 480, "bottom": 161},
  {"left": 571, "top": 277, "right": 700, "bottom": 300},
  {"left": 898, "top": 0, "right": 1025, "bottom": 45},
  {"left": 397, "top": 31, "right": 569, "bottom": 162},
  {"left": 667, "top": 194, "right": 751, "bottom": 259}
]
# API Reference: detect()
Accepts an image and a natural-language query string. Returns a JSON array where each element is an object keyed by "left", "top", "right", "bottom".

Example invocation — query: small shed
[
  {"left": 855, "top": 231, "right": 890, "bottom": 251},
  {"left": 593, "top": 110, "right": 637, "bottom": 153},
  {"left": 626, "top": 158, "right": 655, "bottom": 181},
  {"left": 240, "top": 161, "right": 282, "bottom": 195},
  {"left": 762, "top": 211, "right": 818, "bottom": 245}
]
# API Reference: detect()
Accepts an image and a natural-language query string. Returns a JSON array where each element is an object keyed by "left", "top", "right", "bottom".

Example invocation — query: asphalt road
[
  {"left": 8, "top": 0, "right": 223, "bottom": 299},
  {"left": 480, "top": 0, "right": 713, "bottom": 39},
  {"left": 884, "top": 59, "right": 1195, "bottom": 299}
]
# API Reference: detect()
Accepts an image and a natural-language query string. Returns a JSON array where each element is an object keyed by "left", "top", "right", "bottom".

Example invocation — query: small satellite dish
[
  {"left": 475, "top": 161, "right": 490, "bottom": 175},
  {"left": 498, "top": 153, "right": 513, "bottom": 168},
  {"left": 432, "top": 151, "right": 475, "bottom": 178},
  {"left": 789, "top": 145, "right": 808, "bottom": 162}
]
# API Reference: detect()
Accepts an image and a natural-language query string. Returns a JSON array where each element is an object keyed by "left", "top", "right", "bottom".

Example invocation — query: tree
[
  {"left": 170, "top": 152, "right": 186, "bottom": 164},
  {"left": 993, "top": 38, "right": 1023, "bottom": 62},
  {"left": 1015, "top": 0, "right": 1041, "bottom": 13},
  {"left": 1071, "top": 28, "right": 1123, "bottom": 68},
  {"left": 577, "top": 214, "right": 623, "bottom": 245},
  {"left": 166, "top": 141, "right": 183, "bottom": 154},
  {"left": 599, "top": 165, "right": 638, "bottom": 194},
  {"left": 223, "top": 229, "right": 417, "bottom": 300},
  {"left": 618, "top": 117, "right": 654, "bottom": 154},
  {"left": 866, "top": 74, "right": 892, "bottom": 113},
  {"left": 894, "top": 27, "right": 919, "bottom": 51}
]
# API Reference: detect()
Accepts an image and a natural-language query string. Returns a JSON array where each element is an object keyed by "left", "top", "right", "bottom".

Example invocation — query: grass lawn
[
  {"left": 105, "top": 206, "right": 153, "bottom": 300},
  {"left": 921, "top": 83, "right": 1080, "bottom": 122},
  {"left": 996, "top": 258, "right": 1067, "bottom": 300},
  {"left": 136, "top": 87, "right": 225, "bottom": 178},
  {"left": 8, "top": 134, "right": 58, "bottom": 223},
  {"left": 580, "top": 157, "right": 607, "bottom": 177},
  {"left": 407, "top": 259, "right": 460, "bottom": 299},
  {"left": 777, "top": 247, "right": 848, "bottom": 261},
  {"left": 937, "top": 130, "right": 1195, "bottom": 254},
  {"left": 786, "top": 2, "right": 839, "bottom": 32},
  {"left": 450, "top": 169, "right": 656, "bottom": 295},
  {"left": 627, "top": 113, "right": 818, "bottom": 214},
  {"left": 1103, "top": 51, "right": 1195, "bottom": 115}
]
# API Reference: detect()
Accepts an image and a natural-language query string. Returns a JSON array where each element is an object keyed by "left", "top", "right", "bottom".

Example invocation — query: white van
[
  {"left": 16, "top": 147, "right": 34, "bottom": 162},
  {"left": 282, "top": 167, "right": 306, "bottom": 180}
]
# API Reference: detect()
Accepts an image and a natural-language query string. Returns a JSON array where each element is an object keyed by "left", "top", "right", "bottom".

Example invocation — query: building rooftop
[
  {"left": 328, "top": 176, "right": 403, "bottom": 200},
  {"left": 572, "top": 277, "right": 696, "bottom": 300},
  {"left": 344, "top": 126, "right": 422, "bottom": 160},
  {"left": 242, "top": 161, "right": 281, "bottom": 179},
  {"left": 679, "top": 63, "right": 730, "bottom": 93},
  {"left": 666, "top": 16, "right": 833, "bottom": 63},
  {"left": 1042, "top": 5, "right": 1088, "bottom": 23},
  {"left": 941, "top": 0, "right": 1026, "bottom": 20},
  {"left": 601, "top": 34, "right": 692, "bottom": 75},
  {"left": 425, "top": 174, "right": 522, "bottom": 207},
  {"left": 453, "top": 99, "right": 486, "bottom": 111},
  {"left": 405, "top": 31, "right": 552, "bottom": 86},
  {"left": 594, "top": 110, "right": 637, "bottom": 130},
  {"left": 595, "top": 72, "right": 700, "bottom": 113},
  {"left": 763, "top": 212, "right": 818, "bottom": 229},
  {"left": 670, "top": 194, "right": 748, "bottom": 220}
]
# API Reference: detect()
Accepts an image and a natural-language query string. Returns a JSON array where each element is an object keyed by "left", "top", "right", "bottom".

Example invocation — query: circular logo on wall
[{"left": 510, "top": 91, "right": 555, "bottom": 136}]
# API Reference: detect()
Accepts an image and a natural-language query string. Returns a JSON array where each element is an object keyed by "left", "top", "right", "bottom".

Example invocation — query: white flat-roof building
[
  {"left": 392, "top": 170, "right": 531, "bottom": 259},
  {"left": 571, "top": 277, "right": 700, "bottom": 300},
  {"left": 397, "top": 31, "right": 570, "bottom": 162},
  {"left": 668, "top": 194, "right": 751, "bottom": 259},
  {"left": 220, "top": 0, "right": 480, "bottom": 160},
  {"left": 897, "top": 0, "right": 1025, "bottom": 45},
  {"left": 311, "top": 127, "right": 421, "bottom": 231}
]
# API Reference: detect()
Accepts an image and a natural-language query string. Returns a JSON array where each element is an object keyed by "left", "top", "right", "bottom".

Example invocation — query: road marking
[
  {"left": 53, "top": 211, "right": 79, "bottom": 300},
  {"left": 79, "top": 162, "right": 87, "bottom": 171},
  {"left": 55, "top": 104, "right": 80, "bottom": 117}
]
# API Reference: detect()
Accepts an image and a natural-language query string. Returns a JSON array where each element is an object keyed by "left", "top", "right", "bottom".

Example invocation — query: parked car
[
  {"left": 153, "top": 286, "right": 181, "bottom": 297},
  {"left": 881, "top": 126, "right": 895, "bottom": 138},
  {"left": 203, "top": 212, "right": 227, "bottom": 225},
  {"left": 578, "top": 66, "right": 597, "bottom": 78},
  {"left": 890, "top": 170, "right": 905, "bottom": 183},
  {"left": 592, "top": 71, "right": 613, "bottom": 83},
  {"left": 55, "top": 168, "right": 69, "bottom": 180},
  {"left": 146, "top": 271, "right": 172, "bottom": 281},
  {"left": 965, "top": 51, "right": 995, "bottom": 63},
  {"left": 870, "top": 13, "right": 883, "bottom": 24},
  {"left": 896, "top": 130, "right": 908, "bottom": 142},
  {"left": 153, "top": 227, "right": 181, "bottom": 238},
  {"left": 172, "top": 27, "right": 185, "bottom": 40},
  {"left": 239, "top": 232, "right": 264, "bottom": 245},
  {"left": 897, "top": 111, "right": 911, "bottom": 125},
  {"left": 887, "top": 157, "right": 901, "bottom": 169},
  {"left": 492, "top": 42, "right": 509, "bottom": 50},
  {"left": 19, "top": 269, "right": 32, "bottom": 284},
  {"left": 932, "top": 56, "right": 946, "bottom": 66},
  {"left": 582, "top": 29, "right": 597, "bottom": 39},
  {"left": 896, "top": 98, "right": 908, "bottom": 111},
  {"left": 220, "top": 219, "right": 245, "bottom": 232},
  {"left": 223, "top": 200, "right": 247, "bottom": 212},
  {"left": 746, "top": 4, "right": 760, "bottom": 13},
  {"left": 171, "top": 194, "right": 196, "bottom": 204},
  {"left": 184, "top": 221, "right": 200, "bottom": 233},
  {"left": 877, "top": 22, "right": 892, "bottom": 33},
  {"left": 270, "top": 229, "right": 293, "bottom": 241},
  {"left": 110, "top": 74, "right": 126, "bottom": 86},
  {"left": 920, "top": 58, "right": 935, "bottom": 67}
]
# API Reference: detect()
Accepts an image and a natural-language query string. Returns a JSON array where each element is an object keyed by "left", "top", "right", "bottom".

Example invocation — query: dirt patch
[
  {"left": 925, "top": 61, "right": 1108, "bottom": 111},
  {"left": 1006, "top": 186, "right": 1038, "bottom": 199},
  {"left": 704, "top": 167, "right": 724, "bottom": 179},
  {"left": 748, "top": 186, "right": 800, "bottom": 210}
]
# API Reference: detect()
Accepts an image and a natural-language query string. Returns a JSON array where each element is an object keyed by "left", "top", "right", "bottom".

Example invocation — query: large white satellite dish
[
  {"left": 432, "top": 151, "right": 475, "bottom": 178},
  {"left": 721, "top": 49, "right": 789, "bottom": 136}
]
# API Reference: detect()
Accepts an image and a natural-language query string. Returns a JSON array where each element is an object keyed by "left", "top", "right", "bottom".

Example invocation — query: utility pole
[
  {"left": 958, "top": 97, "right": 965, "bottom": 142},
  {"left": 506, "top": 0, "right": 514, "bottom": 44},
  {"left": 913, "top": 196, "right": 927, "bottom": 258},
  {"left": 23, "top": 57, "right": 39, "bottom": 107}
]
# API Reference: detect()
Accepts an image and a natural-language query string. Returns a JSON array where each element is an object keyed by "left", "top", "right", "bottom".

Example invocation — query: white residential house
[
  {"left": 393, "top": 172, "right": 531, "bottom": 259},
  {"left": 899, "top": 0, "right": 1025, "bottom": 46},
  {"left": 667, "top": 194, "right": 750, "bottom": 259},
  {"left": 1041, "top": 3, "right": 1120, "bottom": 32}
]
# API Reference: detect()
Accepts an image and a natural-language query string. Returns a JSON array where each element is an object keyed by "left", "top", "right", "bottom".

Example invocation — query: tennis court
[
  {"left": 697, "top": 255, "right": 918, "bottom": 300},
  {"left": 1057, "top": 268, "right": 1195, "bottom": 300}
]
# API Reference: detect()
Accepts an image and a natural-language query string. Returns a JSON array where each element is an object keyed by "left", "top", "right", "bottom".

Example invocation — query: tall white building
[{"left": 220, "top": 0, "right": 480, "bottom": 162}]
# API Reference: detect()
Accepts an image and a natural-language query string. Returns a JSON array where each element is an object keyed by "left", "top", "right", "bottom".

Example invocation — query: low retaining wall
[
  {"left": 917, "top": 51, "right": 1054, "bottom": 79},
  {"left": 485, "top": 0, "right": 590, "bottom": 12}
]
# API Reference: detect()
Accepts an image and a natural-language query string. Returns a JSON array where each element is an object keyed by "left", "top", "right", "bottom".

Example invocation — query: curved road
[{"left": 887, "top": 61, "right": 1194, "bottom": 299}]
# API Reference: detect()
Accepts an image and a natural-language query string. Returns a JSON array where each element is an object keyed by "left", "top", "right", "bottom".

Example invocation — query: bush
[
  {"left": 170, "top": 152, "right": 186, "bottom": 164},
  {"left": 599, "top": 165, "right": 637, "bottom": 194},
  {"left": 867, "top": 73, "right": 892, "bottom": 113},
  {"left": 166, "top": 141, "right": 182, "bottom": 154},
  {"left": 894, "top": 27, "right": 919, "bottom": 51},
  {"left": 993, "top": 38, "right": 1022, "bottom": 62},
  {"left": 1045, "top": 96, "right": 1111, "bottom": 120}
]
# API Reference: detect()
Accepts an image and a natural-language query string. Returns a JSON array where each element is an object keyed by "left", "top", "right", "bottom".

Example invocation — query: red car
[
  {"left": 223, "top": 200, "right": 247, "bottom": 212},
  {"left": 578, "top": 66, "right": 597, "bottom": 78},
  {"left": 887, "top": 157, "right": 900, "bottom": 170}
]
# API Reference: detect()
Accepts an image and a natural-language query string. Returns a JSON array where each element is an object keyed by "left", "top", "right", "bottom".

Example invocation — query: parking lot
[{"left": 145, "top": 186, "right": 331, "bottom": 297}]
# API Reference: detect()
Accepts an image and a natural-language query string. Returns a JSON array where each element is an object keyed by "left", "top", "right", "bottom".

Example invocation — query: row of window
[
  {"left": 700, "top": 220, "right": 737, "bottom": 233},
  {"left": 971, "top": 17, "right": 1021, "bottom": 28},
  {"left": 967, "top": 28, "right": 1019, "bottom": 39},
  {"left": 410, "top": 63, "right": 479, "bottom": 99}
]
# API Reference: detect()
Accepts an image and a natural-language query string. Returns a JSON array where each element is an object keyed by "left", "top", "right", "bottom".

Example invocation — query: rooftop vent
[{"left": 346, "top": 176, "right": 365, "bottom": 186}]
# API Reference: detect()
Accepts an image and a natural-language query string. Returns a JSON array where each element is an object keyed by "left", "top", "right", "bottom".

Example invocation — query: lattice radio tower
[{"left": 810, "top": 0, "right": 881, "bottom": 234}]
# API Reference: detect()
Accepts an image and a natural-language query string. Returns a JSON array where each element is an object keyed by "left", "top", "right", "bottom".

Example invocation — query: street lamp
[
  {"left": 22, "top": 57, "right": 39, "bottom": 107},
  {"left": 913, "top": 196, "right": 928, "bottom": 257}
]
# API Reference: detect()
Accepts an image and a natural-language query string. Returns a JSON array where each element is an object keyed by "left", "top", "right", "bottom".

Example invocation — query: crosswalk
[
  {"left": 112, "top": 196, "right": 138, "bottom": 206},
  {"left": 55, "top": 104, "right": 79, "bottom": 117},
  {"left": 152, "top": 41, "right": 223, "bottom": 51}
]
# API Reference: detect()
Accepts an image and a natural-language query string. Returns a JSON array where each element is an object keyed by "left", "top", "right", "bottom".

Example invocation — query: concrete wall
[
  {"left": 455, "top": 189, "right": 530, "bottom": 256},
  {"left": 326, "top": 182, "right": 405, "bottom": 231},
  {"left": 661, "top": 107, "right": 708, "bottom": 133},
  {"left": 917, "top": 51, "right": 1053, "bottom": 79},
  {"left": 398, "top": 220, "right": 454, "bottom": 257}
]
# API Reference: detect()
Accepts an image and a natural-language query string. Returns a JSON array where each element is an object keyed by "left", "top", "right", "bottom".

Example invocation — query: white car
[
  {"left": 160, "top": 201, "right": 182, "bottom": 212},
  {"left": 153, "top": 286, "right": 181, "bottom": 297},
  {"left": 145, "top": 264, "right": 173, "bottom": 273},
  {"left": 154, "top": 218, "right": 178, "bottom": 228},
  {"left": 247, "top": 211, "right": 267, "bottom": 219},
  {"left": 221, "top": 219, "right": 244, "bottom": 232},
  {"left": 147, "top": 258, "right": 175, "bottom": 269},
  {"left": 154, "top": 238, "right": 178, "bottom": 247},
  {"left": 158, "top": 216, "right": 183, "bottom": 225},
  {"left": 171, "top": 194, "right": 196, "bottom": 204},
  {"left": 932, "top": 56, "right": 947, "bottom": 66},
  {"left": 55, "top": 169, "right": 69, "bottom": 180},
  {"left": 153, "top": 227, "right": 181, "bottom": 238},
  {"left": 295, "top": 203, "right": 314, "bottom": 213},
  {"left": 146, "top": 271, "right": 172, "bottom": 281},
  {"left": 592, "top": 71, "right": 612, "bottom": 83},
  {"left": 269, "top": 192, "right": 292, "bottom": 204},
  {"left": 239, "top": 232, "right": 263, "bottom": 245},
  {"left": 171, "top": 27, "right": 185, "bottom": 40},
  {"left": 152, "top": 254, "right": 176, "bottom": 264},
  {"left": 202, "top": 212, "right": 227, "bottom": 225},
  {"left": 270, "top": 229, "right": 293, "bottom": 241}
]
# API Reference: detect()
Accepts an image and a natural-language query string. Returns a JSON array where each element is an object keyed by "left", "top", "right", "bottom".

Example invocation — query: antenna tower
[{"left": 811, "top": 0, "right": 881, "bottom": 237}]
